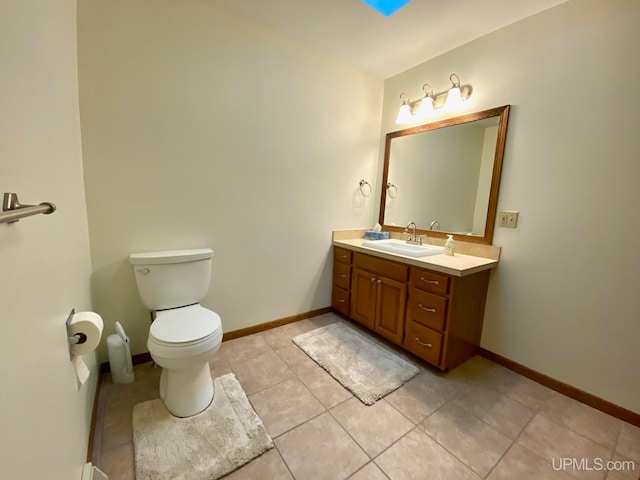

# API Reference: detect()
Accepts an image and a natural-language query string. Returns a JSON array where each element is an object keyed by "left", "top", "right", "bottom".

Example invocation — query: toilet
[{"left": 129, "top": 248, "right": 223, "bottom": 418}]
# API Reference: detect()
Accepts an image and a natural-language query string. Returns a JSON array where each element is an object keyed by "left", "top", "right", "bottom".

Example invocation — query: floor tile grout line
[
  {"left": 271, "top": 442, "right": 296, "bottom": 480},
  {"left": 481, "top": 407, "right": 539, "bottom": 479},
  {"left": 242, "top": 340, "right": 356, "bottom": 440},
  {"left": 510, "top": 412, "right": 619, "bottom": 480},
  {"left": 417, "top": 385, "right": 526, "bottom": 480},
  {"left": 265, "top": 359, "right": 354, "bottom": 441},
  {"left": 534, "top": 409, "right": 621, "bottom": 453},
  {"left": 345, "top": 461, "right": 391, "bottom": 480},
  {"left": 368, "top": 425, "right": 425, "bottom": 470},
  {"left": 422, "top": 367, "right": 622, "bottom": 476},
  {"left": 420, "top": 424, "right": 495, "bottom": 479},
  {"left": 381, "top": 392, "right": 423, "bottom": 427},
  {"left": 273, "top": 408, "right": 370, "bottom": 479},
  {"left": 445, "top": 382, "right": 536, "bottom": 440},
  {"left": 611, "top": 421, "right": 623, "bottom": 461},
  {"left": 325, "top": 401, "right": 378, "bottom": 461},
  {"left": 269, "top": 407, "right": 327, "bottom": 441}
]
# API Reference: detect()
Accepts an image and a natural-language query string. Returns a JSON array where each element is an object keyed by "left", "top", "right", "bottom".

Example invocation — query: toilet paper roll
[
  {"left": 73, "top": 354, "right": 91, "bottom": 386},
  {"left": 68, "top": 311, "right": 103, "bottom": 356}
]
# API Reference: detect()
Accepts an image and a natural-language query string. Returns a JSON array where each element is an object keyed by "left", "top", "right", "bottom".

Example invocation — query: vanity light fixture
[
  {"left": 395, "top": 93, "right": 413, "bottom": 124},
  {"left": 395, "top": 73, "right": 472, "bottom": 124}
]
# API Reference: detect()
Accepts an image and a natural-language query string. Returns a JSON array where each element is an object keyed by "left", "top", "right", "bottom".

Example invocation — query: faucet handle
[{"left": 417, "top": 235, "right": 427, "bottom": 245}]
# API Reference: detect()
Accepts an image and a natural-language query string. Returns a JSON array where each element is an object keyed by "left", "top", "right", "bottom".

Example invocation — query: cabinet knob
[
  {"left": 377, "top": 279, "right": 382, "bottom": 284},
  {"left": 418, "top": 303, "right": 436, "bottom": 313},
  {"left": 370, "top": 277, "right": 376, "bottom": 282},
  {"left": 415, "top": 337, "right": 433, "bottom": 348},
  {"left": 339, "top": 274, "right": 347, "bottom": 278}
]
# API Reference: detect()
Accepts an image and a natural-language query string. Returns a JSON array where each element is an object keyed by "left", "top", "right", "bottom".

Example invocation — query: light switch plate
[{"left": 499, "top": 211, "right": 519, "bottom": 228}]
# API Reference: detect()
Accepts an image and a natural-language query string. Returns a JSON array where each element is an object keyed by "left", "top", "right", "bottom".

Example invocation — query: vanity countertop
[{"left": 333, "top": 230, "right": 499, "bottom": 277}]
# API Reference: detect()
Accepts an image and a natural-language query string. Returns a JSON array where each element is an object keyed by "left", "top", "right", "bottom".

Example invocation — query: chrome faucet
[{"left": 404, "top": 221, "right": 423, "bottom": 245}]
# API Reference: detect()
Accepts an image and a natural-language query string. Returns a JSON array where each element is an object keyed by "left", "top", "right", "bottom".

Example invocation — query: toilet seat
[
  {"left": 148, "top": 304, "right": 222, "bottom": 359},
  {"left": 150, "top": 304, "right": 221, "bottom": 344}
]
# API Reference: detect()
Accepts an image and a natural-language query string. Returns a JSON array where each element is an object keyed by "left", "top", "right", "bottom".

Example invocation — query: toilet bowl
[
  {"left": 148, "top": 304, "right": 222, "bottom": 417},
  {"left": 129, "top": 248, "right": 223, "bottom": 418}
]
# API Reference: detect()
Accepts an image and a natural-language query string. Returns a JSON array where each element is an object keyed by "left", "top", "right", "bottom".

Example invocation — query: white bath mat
[
  {"left": 292, "top": 323, "right": 419, "bottom": 405},
  {"left": 132, "top": 373, "right": 273, "bottom": 480}
]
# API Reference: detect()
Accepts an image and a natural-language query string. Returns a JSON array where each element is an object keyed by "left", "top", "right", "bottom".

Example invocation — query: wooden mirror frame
[{"left": 378, "top": 105, "right": 511, "bottom": 245}]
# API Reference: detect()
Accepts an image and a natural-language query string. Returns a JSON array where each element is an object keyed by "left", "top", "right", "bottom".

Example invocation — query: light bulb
[
  {"left": 395, "top": 93, "right": 413, "bottom": 124},
  {"left": 445, "top": 86, "right": 463, "bottom": 111},
  {"left": 415, "top": 95, "right": 434, "bottom": 119}
]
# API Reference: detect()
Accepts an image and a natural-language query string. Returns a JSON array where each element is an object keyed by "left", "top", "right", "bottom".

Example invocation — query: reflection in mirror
[{"left": 379, "top": 105, "right": 510, "bottom": 245}]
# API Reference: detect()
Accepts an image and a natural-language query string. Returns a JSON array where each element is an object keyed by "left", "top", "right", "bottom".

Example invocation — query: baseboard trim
[
  {"left": 478, "top": 347, "right": 640, "bottom": 427},
  {"left": 221, "top": 306, "right": 333, "bottom": 341},
  {"left": 86, "top": 367, "right": 104, "bottom": 463}
]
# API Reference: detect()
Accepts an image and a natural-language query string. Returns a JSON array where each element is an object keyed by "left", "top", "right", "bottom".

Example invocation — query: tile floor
[{"left": 94, "top": 313, "right": 640, "bottom": 480}]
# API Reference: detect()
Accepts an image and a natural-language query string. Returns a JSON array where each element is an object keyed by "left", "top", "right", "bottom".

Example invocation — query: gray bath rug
[
  {"left": 132, "top": 373, "right": 273, "bottom": 480},
  {"left": 292, "top": 322, "right": 419, "bottom": 405}
]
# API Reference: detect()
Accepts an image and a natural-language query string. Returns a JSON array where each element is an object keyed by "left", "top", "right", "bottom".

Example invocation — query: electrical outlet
[{"left": 499, "top": 211, "right": 519, "bottom": 228}]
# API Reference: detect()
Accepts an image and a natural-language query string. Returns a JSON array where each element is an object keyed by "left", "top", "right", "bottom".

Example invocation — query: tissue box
[{"left": 364, "top": 231, "right": 390, "bottom": 240}]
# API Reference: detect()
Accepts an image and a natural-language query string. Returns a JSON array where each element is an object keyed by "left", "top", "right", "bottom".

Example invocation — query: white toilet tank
[{"left": 129, "top": 248, "right": 213, "bottom": 311}]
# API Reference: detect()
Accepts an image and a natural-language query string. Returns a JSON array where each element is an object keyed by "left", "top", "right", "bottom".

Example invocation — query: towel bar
[{"left": 1, "top": 192, "right": 56, "bottom": 224}]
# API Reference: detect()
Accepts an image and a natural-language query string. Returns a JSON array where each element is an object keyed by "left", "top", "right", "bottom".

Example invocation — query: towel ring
[
  {"left": 386, "top": 182, "right": 398, "bottom": 199},
  {"left": 359, "top": 180, "right": 372, "bottom": 197}
]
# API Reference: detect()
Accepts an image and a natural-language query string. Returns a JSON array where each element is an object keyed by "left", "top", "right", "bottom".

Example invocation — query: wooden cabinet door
[
  {"left": 350, "top": 267, "right": 377, "bottom": 329},
  {"left": 375, "top": 276, "right": 407, "bottom": 344}
]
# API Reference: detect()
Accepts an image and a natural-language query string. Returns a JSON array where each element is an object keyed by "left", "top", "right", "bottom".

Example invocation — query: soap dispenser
[{"left": 445, "top": 235, "right": 455, "bottom": 256}]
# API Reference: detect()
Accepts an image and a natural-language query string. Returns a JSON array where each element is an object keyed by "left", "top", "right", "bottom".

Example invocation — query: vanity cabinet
[
  {"left": 405, "top": 264, "right": 491, "bottom": 370},
  {"left": 331, "top": 247, "right": 491, "bottom": 371},
  {"left": 350, "top": 253, "right": 407, "bottom": 344},
  {"left": 331, "top": 247, "right": 352, "bottom": 316}
]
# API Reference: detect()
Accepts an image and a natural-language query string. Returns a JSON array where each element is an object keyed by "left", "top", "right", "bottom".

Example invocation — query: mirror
[{"left": 379, "top": 105, "right": 510, "bottom": 245}]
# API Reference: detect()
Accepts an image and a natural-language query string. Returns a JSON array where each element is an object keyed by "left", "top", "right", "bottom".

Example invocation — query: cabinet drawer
[
  {"left": 332, "top": 286, "right": 350, "bottom": 316},
  {"left": 354, "top": 252, "right": 408, "bottom": 283},
  {"left": 410, "top": 268, "right": 450, "bottom": 296},
  {"left": 404, "top": 321, "right": 443, "bottom": 367},
  {"left": 334, "top": 247, "right": 352, "bottom": 265},
  {"left": 333, "top": 262, "right": 351, "bottom": 290},
  {"left": 409, "top": 288, "right": 448, "bottom": 331}
]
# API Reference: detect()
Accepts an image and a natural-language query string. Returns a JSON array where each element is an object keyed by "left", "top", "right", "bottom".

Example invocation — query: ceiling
[{"left": 210, "top": 0, "right": 568, "bottom": 79}]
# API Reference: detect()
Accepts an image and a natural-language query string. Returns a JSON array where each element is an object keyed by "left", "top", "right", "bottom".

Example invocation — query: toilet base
[{"left": 158, "top": 362, "right": 214, "bottom": 417}]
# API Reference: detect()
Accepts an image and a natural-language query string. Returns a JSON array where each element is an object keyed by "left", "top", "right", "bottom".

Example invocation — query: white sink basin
[{"left": 362, "top": 239, "right": 445, "bottom": 257}]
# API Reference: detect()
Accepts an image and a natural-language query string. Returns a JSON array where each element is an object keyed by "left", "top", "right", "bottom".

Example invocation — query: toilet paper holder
[
  {"left": 66, "top": 308, "right": 99, "bottom": 358},
  {"left": 65, "top": 308, "right": 104, "bottom": 360},
  {"left": 69, "top": 332, "right": 87, "bottom": 345}
]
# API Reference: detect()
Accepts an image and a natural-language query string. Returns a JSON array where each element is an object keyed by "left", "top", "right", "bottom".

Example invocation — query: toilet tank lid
[{"left": 129, "top": 248, "right": 213, "bottom": 265}]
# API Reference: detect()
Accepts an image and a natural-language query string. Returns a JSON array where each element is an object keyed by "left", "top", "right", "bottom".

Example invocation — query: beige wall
[
  {"left": 0, "top": 1, "right": 96, "bottom": 479},
  {"left": 77, "top": 0, "right": 383, "bottom": 361},
  {"left": 380, "top": 0, "right": 640, "bottom": 413}
]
